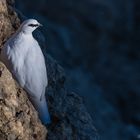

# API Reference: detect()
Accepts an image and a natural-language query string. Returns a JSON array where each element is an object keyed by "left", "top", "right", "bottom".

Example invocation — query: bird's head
[{"left": 19, "top": 19, "right": 42, "bottom": 34}]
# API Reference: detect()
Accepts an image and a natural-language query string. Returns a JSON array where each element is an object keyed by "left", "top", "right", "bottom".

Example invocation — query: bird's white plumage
[{"left": 0, "top": 19, "right": 50, "bottom": 124}]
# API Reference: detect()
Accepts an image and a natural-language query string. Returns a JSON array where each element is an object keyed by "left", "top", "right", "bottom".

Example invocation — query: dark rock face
[
  {"left": 15, "top": 0, "right": 140, "bottom": 140},
  {"left": 45, "top": 55, "right": 98, "bottom": 140}
]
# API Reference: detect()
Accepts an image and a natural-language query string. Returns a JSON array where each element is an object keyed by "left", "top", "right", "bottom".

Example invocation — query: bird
[{"left": 0, "top": 19, "right": 51, "bottom": 124}]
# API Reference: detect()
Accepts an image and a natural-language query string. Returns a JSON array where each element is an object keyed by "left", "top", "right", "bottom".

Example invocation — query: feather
[{"left": 0, "top": 19, "right": 51, "bottom": 124}]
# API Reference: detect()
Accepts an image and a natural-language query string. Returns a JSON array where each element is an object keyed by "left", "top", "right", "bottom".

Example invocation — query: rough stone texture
[
  {"left": 0, "top": 63, "right": 47, "bottom": 140},
  {"left": 45, "top": 55, "right": 98, "bottom": 140},
  {"left": 0, "top": 0, "right": 47, "bottom": 140},
  {"left": 0, "top": 0, "right": 98, "bottom": 140},
  {"left": 0, "top": 0, "right": 19, "bottom": 47}
]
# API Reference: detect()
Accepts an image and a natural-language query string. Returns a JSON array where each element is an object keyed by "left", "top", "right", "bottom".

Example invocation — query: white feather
[{"left": 0, "top": 19, "right": 51, "bottom": 124}]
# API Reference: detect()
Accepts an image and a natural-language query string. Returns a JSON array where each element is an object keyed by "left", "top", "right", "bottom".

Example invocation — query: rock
[
  {"left": 0, "top": 1, "right": 47, "bottom": 140},
  {"left": 0, "top": 62, "right": 47, "bottom": 140},
  {"left": 0, "top": 0, "right": 98, "bottom": 140},
  {"left": 45, "top": 55, "right": 98, "bottom": 140},
  {"left": 0, "top": 0, "right": 19, "bottom": 47}
]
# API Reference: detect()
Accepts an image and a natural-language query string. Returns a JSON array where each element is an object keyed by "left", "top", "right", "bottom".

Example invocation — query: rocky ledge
[{"left": 0, "top": 0, "right": 98, "bottom": 139}]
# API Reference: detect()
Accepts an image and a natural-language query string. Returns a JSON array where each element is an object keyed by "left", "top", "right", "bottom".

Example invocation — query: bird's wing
[
  {"left": 23, "top": 42, "right": 48, "bottom": 100},
  {"left": 0, "top": 37, "right": 26, "bottom": 88}
]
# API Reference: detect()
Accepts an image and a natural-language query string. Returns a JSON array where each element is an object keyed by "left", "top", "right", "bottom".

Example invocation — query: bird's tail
[{"left": 30, "top": 96, "right": 51, "bottom": 124}]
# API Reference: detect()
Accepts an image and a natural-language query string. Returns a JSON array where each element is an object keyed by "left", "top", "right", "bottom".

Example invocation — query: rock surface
[
  {"left": 0, "top": 0, "right": 19, "bottom": 47},
  {"left": 45, "top": 55, "right": 98, "bottom": 140},
  {"left": 0, "top": 0, "right": 98, "bottom": 140},
  {"left": 0, "top": 1, "right": 47, "bottom": 140},
  {"left": 0, "top": 62, "right": 47, "bottom": 140}
]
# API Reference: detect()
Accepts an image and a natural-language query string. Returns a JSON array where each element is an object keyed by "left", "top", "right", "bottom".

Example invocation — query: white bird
[{"left": 0, "top": 19, "right": 51, "bottom": 124}]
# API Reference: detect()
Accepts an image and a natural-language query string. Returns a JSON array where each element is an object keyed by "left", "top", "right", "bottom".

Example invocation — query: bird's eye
[{"left": 28, "top": 24, "right": 39, "bottom": 27}]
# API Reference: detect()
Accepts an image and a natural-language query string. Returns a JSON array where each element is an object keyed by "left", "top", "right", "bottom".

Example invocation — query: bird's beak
[{"left": 39, "top": 23, "right": 43, "bottom": 27}]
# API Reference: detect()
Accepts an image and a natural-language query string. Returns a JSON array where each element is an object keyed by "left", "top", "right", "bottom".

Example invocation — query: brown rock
[
  {"left": 0, "top": 62, "right": 47, "bottom": 140},
  {"left": 0, "top": 0, "right": 20, "bottom": 48},
  {"left": 0, "top": 0, "right": 47, "bottom": 140}
]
